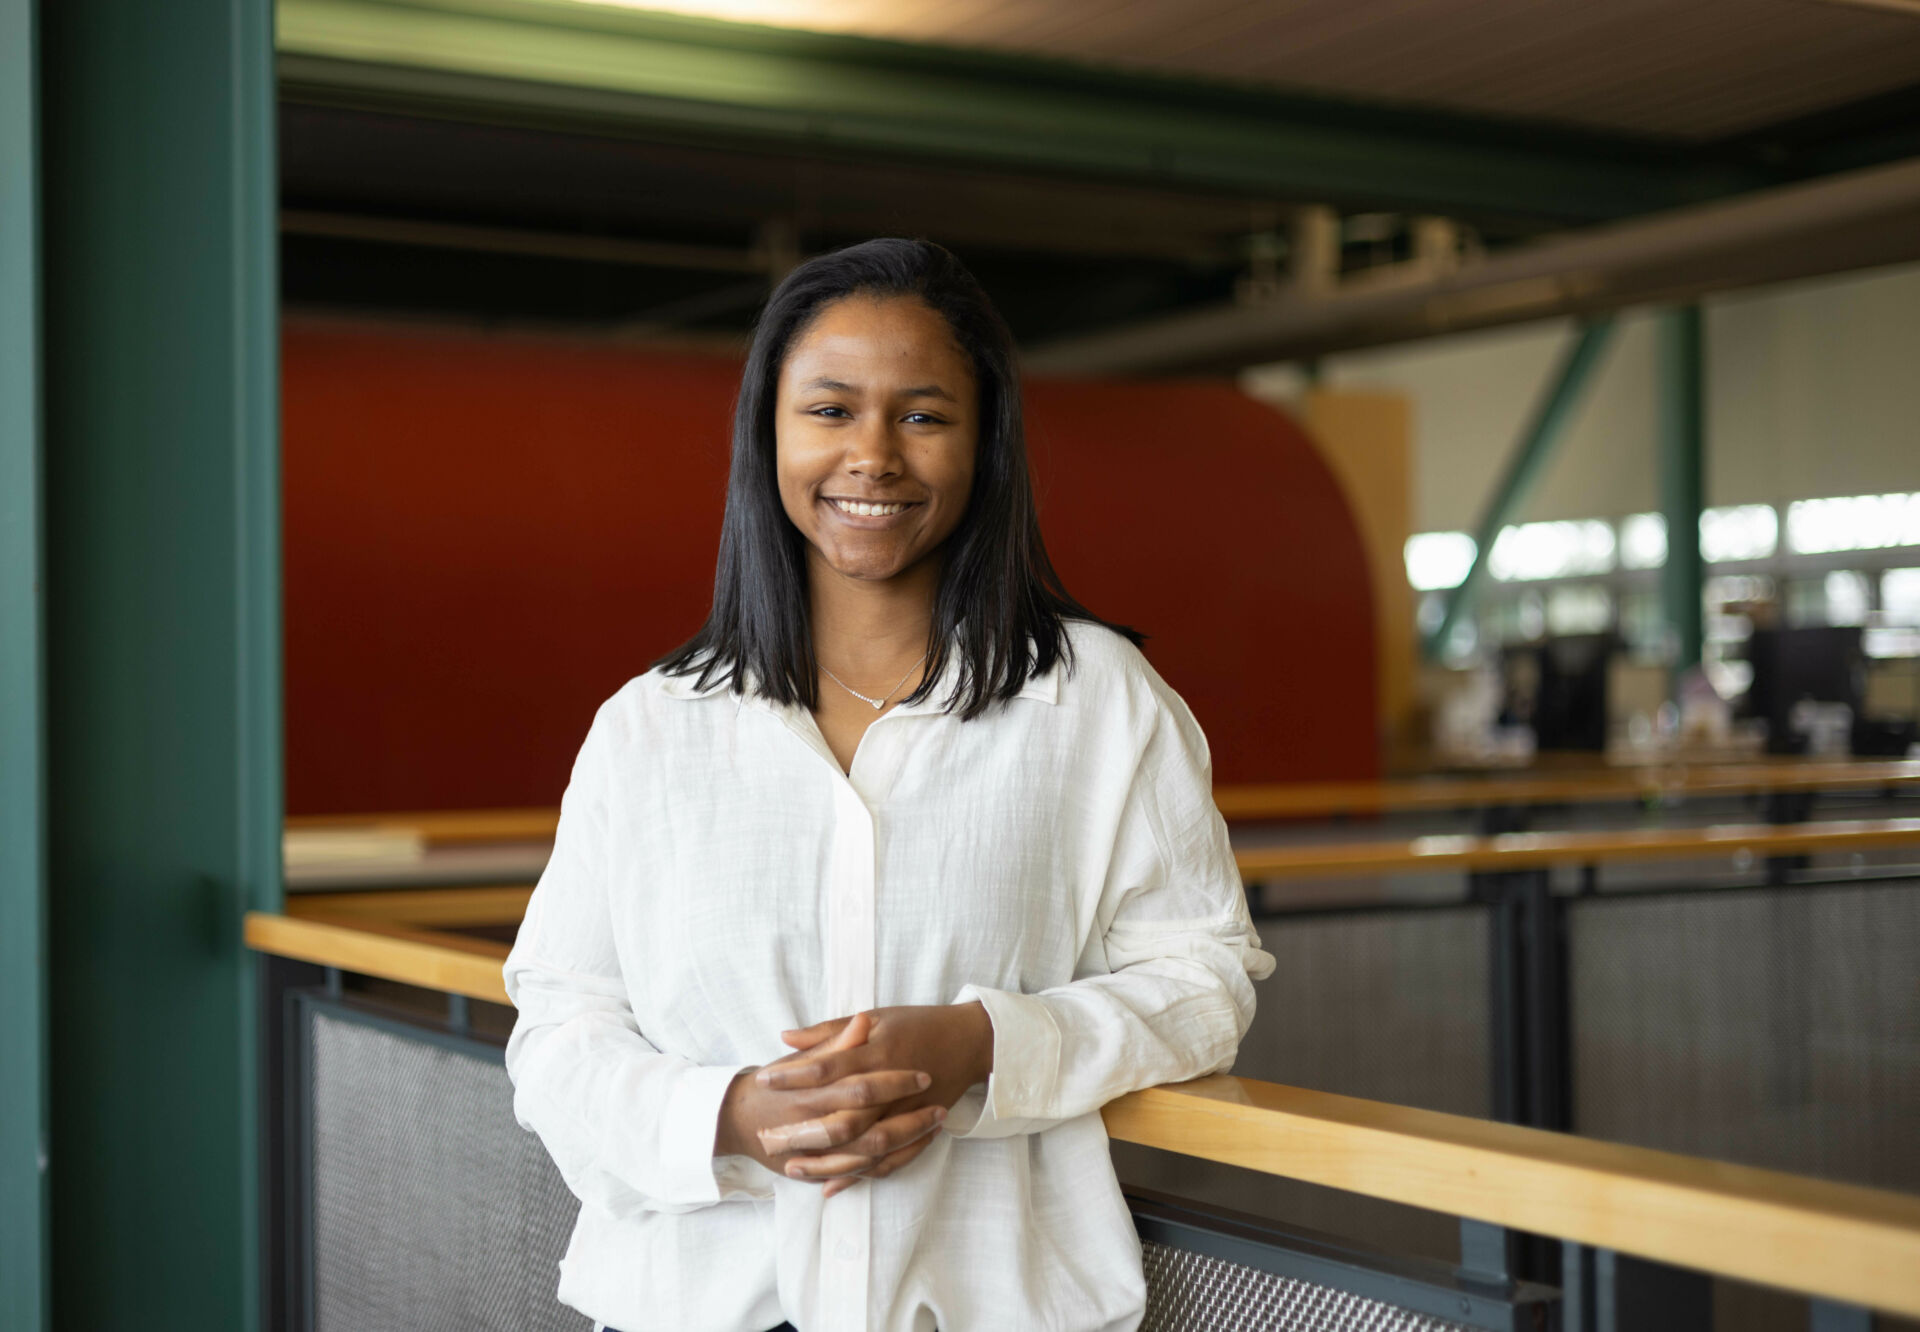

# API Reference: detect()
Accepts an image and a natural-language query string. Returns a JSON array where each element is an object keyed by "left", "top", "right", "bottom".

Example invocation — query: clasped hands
[{"left": 715, "top": 1002, "right": 994, "bottom": 1200}]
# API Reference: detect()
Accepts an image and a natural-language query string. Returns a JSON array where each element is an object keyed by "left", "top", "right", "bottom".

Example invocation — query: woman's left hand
[{"left": 761, "top": 1003, "right": 994, "bottom": 1198}]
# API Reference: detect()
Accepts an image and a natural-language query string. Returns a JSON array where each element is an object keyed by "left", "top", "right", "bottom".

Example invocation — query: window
[
  {"left": 1619, "top": 513, "right": 1667, "bottom": 570},
  {"left": 1699, "top": 504, "right": 1779, "bottom": 563},
  {"left": 1404, "top": 531, "right": 1476, "bottom": 591},
  {"left": 1825, "top": 570, "right": 1871, "bottom": 627},
  {"left": 1547, "top": 584, "right": 1612, "bottom": 636},
  {"left": 1883, "top": 568, "right": 1920, "bottom": 625},
  {"left": 1487, "top": 519, "right": 1615, "bottom": 582},
  {"left": 1786, "top": 492, "right": 1920, "bottom": 555}
]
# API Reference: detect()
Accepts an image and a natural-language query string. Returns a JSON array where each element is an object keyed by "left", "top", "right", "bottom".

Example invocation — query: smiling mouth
[{"left": 826, "top": 498, "right": 917, "bottom": 517}]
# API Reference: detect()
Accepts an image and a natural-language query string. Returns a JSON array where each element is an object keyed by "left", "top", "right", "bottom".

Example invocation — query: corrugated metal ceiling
[{"left": 611, "top": 0, "right": 1920, "bottom": 140}]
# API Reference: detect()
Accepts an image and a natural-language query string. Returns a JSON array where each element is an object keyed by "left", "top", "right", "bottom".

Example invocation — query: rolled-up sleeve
[
  {"left": 502, "top": 701, "right": 767, "bottom": 1214},
  {"left": 944, "top": 669, "right": 1275, "bottom": 1139}
]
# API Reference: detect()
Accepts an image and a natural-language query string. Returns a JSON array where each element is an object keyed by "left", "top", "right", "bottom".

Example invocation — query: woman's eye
[
  {"left": 903, "top": 412, "right": 944, "bottom": 425},
  {"left": 810, "top": 405, "right": 851, "bottom": 419}
]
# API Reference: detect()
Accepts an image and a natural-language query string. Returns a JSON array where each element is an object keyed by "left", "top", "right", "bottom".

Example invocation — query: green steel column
[
  {"left": 1, "top": 0, "right": 48, "bottom": 1328},
  {"left": 1425, "top": 318, "right": 1617, "bottom": 659},
  {"left": 1658, "top": 306, "right": 1706, "bottom": 676},
  {"left": 39, "top": 0, "right": 280, "bottom": 1326}
]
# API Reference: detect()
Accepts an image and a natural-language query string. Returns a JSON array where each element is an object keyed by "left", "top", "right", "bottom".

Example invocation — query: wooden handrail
[
  {"left": 276, "top": 817, "right": 1920, "bottom": 898},
  {"left": 1105, "top": 1078, "right": 1920, "bottom": 1317},
  {"left": 1235, "top": 816, "right": 1920, "bottom": 878},
  {"left": 287, "top": 885, "right": 536, "bottom": 924},
  {"left": 1217, "top": 759, "right": 1920, "bottom": 820},
  {"left": 284, "top": 761, "right": 1920, "bottom": 844},
  {"left": 286, "top": 806, "right": 560, "bottom": 845},
  {"left": 246, "top": 910, "right": 514, "bottom": 1002},
  {"left": 242, "top": 907, "right": 1920, "bottom": 1316},
  {"left": 262, "top": 810, "right": 1920, "bottom": 965}
]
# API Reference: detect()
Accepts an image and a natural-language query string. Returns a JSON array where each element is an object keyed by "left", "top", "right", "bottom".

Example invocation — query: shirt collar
[
  {"left": 656, "top": 668, "right": 729, "bottom": 701},
  {"left": 1013, "top": 655, "right": 1061, "bottom": 705},
  {"left": 655, "top": 641, "right": 1060, "bottom": 708}
]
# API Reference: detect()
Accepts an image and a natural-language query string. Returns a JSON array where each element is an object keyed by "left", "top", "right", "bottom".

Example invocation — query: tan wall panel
[{"left": 1299, "top": 390, "right": 1416, "bottom": 769}]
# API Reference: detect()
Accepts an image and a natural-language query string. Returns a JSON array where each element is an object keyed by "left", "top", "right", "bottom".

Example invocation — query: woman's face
[{"left": 775, "top": 294, "right": 979, "bottom": 586}]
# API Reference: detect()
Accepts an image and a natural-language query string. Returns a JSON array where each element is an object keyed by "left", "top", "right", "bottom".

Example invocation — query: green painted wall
[
  {"left": 39, "top": 0, "right": 281, "bottom": 1325},
  {"left": 1, "top": 0, "right": 48, "bottom": 1328}
]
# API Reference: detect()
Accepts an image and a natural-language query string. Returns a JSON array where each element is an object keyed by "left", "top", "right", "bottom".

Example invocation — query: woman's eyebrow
[
  {"left": 800, "top": 376, "right": 856, "bottom": 394},
  {"left": 797, "top": 376, "right": 955, "bottom": 403}
]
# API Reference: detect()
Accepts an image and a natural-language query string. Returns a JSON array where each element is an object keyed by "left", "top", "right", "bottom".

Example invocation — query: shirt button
[{"left": 835, "top": 1239, "right": 860, "bottom": 1262}]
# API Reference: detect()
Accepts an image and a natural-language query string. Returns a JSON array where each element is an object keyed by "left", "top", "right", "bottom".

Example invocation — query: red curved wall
[{"left": 282, "top": 318, "right": 1376, "bottom": 814}]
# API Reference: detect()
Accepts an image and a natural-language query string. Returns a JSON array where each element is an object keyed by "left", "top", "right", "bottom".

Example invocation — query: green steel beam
[
  {"left": 1658, "top": 306, "right": 1706, "bottom": 677},
  {"left": 1425, "top": 318, "right": 1619, "bottom": 660},
  {"left": 275, "top": 0, "right": 1753, "bottom": 227},
  {"left": 1, "top": 0, "right": 48, "bottom": 1328},
  {"left": 1732, "top": 82, "right": 1920, "bottom": 181},
  {"left": 40, "top": 0, "right": 281, "bottom": 1326}
]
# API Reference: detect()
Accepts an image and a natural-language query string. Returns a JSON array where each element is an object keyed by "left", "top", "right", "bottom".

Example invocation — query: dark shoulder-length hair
[{"left": 654, "top": 237, "right": 1141, "bottom": 720}]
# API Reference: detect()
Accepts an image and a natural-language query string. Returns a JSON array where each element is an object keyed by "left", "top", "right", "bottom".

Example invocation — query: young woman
[{"left": 502, "top": 239, "right": 1274, "bottom": 1332}]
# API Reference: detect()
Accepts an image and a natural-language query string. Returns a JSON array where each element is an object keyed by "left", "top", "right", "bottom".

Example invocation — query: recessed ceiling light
[
  {"left": 1817, "top": 0, "right": 1920, "bottom": 16},
  {"left": 563, "top": 0, "right": 861, "bottom": 27}
]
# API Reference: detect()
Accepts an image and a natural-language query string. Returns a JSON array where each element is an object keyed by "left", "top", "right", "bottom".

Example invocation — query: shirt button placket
[{"left": 821, "top": 781, "right": 877, "bottom": 1327}]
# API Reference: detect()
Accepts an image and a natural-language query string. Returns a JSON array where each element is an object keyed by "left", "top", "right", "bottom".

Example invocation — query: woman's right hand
[{"left": 714, "top": 1013, "right": 949, "bottom": 1177}]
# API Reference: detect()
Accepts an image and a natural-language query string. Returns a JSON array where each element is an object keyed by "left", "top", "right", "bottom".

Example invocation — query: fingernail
[
  {"left": 785, "top": 1163, "right": 806, "bottom": 1178},
  {"left": 932, "top": 1106, "right": 947, "bottom": 1122},
  {"left": 757, "top": 1130, "right": 789, "bottom": 1153},
  {"left": 755, "top": 1070, "right": 773, "bottom": 1087},
  {"left": 915, "top": 1072, "right": 931, "bottom": 1089}
]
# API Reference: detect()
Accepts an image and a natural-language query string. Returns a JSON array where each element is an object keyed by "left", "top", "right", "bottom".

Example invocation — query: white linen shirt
[{"left": 501, "top": 620, "right": 1276, "bottom": 1332}]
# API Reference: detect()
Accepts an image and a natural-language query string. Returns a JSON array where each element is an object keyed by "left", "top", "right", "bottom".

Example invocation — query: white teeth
[{"left": 835, "top": 500, "right": 905, "bottom": 517}]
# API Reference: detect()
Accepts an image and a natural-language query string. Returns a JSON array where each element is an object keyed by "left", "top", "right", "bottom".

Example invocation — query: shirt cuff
[
  {"left": 943, "top": 985, "right": 1061, "bottom": 1139},
  {"left": 655, "top": 1063, "right": 753, "bottom": 1204},
  {"left": 712, "top": 1153, "right": 780, "bottom": 1201}
]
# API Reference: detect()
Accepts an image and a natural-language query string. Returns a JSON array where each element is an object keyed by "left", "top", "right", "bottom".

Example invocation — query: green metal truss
[
  {"left": 1425, "top": 318, "right": 1619, "bottom": 661},
  {"left": 276, "top": 0, "right": 1764, "bottom": 227}
]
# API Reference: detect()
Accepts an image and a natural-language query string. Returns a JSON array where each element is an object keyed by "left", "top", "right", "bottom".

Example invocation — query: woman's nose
[{"left": 844, "top": 418, "right": 904, "bottom": 479}]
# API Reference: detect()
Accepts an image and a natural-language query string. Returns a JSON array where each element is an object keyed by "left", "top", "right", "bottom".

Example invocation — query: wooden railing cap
[{"left": 244, "top": 905, "right": 1920, "bottom": 1316}]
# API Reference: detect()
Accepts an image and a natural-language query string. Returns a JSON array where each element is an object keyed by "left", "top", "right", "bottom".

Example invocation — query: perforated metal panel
[
  {"left": 1569, "top": 881, "right": 1920, "bottom": 1193},
  {"left": 1236, "top": 908, "right": 1490, "bottom": 1117},
  {"left": 309, "top": 1008, "right": 589, "bottom": 1332},
  {"left": 302, "top": 1000, "right": 1506, "bottom": 1332},
  {"left": 1140, "top": 1242, "right": 1478, "bottom": 1332},
  {"left": 1117, "top": 907, "right": 1490, "bottom": 1262}
]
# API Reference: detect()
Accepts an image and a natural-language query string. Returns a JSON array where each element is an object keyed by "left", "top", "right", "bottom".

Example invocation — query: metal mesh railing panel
[
  {"left": 310, "top": 1009, "right": 588, "bottom": 1332},
  {"left": 1234, "top": 907, "right": 1490, "bottom": 1117},
  {"left": 303, "top": 1003, "right": 1502, "bottom": 1332},
  {"left": 1569, "top": 881, "right": 1920, "bottom": 1193},
  {"left": 1115, "top": 907, "right": 1491, "bottom": 1262},
  {"left": 1139, "top": 1241, "right": 1476, "bottom": 1332}
]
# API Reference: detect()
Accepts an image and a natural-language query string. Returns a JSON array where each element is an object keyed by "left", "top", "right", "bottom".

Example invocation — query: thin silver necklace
[{"left": 819, "top": 650, "right": 930, "bottom": 711}]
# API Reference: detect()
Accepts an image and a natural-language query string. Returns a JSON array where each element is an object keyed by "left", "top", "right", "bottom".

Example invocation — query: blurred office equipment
[
  {"left": 1506, "top": 633, "right": 1615, "bottom": 752},
  {"left": 1745, "top": 627, "right": 1867, "bottom": 755}
]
